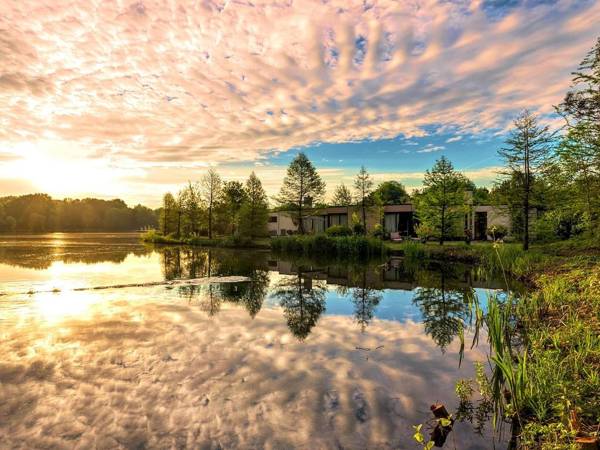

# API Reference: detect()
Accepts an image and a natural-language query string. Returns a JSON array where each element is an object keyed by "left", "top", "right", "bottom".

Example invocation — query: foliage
[
  {"left": 272, "top": 270, "right": 326, "bottom": 340},
  {"left": 331, "top": 183, "right": 353, "bottom": 206},
  {"left": 352, "top": 222, "right": 366, "bottom": 235},
  {"left": 270, "top": 234, "right": 387, "bottom": 260},
  {"left": 274, "top": 152, "right": 326, "bottom": 234},
  {"left": 558, "top": 37, "right": 600, "bottom": 126},
  {"left": 415, "top": 156, "right": 470, "bottom": 245},
  {"left": 498, "top": 110, "right": 555, "bottom": 250},
  {"left": 415, "top": 222, "right": 435, "bottom": 241},
  {"left": 325, "top": 225, "right": 353, "bottom": 237},
  {"left": 372, "top": 181, "right": 409, "bottom": 205},
  {"left": 534, "top": 210, "right": 585, "bottom": 242},
  {"left": 0, "top": 193, "right": 157, "bottom": 233},
  {"left": 486, "top": 224, "right": 508, "bottom": 241},
  {"left": 370, "top": 223, "right": 385, "bottom": 239},
  {"left": 239, "top": 172, "right": 269, "bottom": 238},
  {"left": 199, "top": 168, "right": 223, "bottom": 239},
  {"left": 222, "top": 180, "right": 248, "bottom": 235},
  {"left": 354, "top": 166, "right": 374, "bottom": 231}
]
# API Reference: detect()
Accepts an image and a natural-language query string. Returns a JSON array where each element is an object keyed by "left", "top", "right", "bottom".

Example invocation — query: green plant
[
  {"left": 325, "top": 225, "right": 352, "bottom": 237},
  {"left": 487, "top": 224, "right": 508, "bottom": 241}
]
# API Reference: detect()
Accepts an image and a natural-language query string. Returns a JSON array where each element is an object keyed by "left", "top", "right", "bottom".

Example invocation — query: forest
[{"left": 0, "top": 194, "right": 157, "bottom": 232}]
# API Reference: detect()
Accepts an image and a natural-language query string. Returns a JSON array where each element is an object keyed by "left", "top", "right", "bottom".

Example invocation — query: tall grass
[
  {"left": 469, "top": 245, "right": 600, "bottom": 447},
  {"left": 270, "top": 234, "right": 387, "bottom": 260}
]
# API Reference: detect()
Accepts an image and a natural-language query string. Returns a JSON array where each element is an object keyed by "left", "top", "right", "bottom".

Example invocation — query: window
[{"left": 269, "top": 215, "right": 278, "bottom": 223}]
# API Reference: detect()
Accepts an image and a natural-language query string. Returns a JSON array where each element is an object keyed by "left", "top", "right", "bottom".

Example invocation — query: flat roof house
[{"left": 268, "top": 204, "right": 528, "bottom": 241}]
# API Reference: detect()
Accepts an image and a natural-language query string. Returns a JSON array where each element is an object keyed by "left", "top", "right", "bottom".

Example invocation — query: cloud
[
  {"left": 446, "top": 136, "right": 463, "bottom": 143},
  {"left": 417, "top": 144, "right": 445, "bottom": 153},
  {"left": 0, "top": 0, "right": 598, "bottom": 205},
  {"left": 0, "top": 0, "right": 598, "bottom": 167}
]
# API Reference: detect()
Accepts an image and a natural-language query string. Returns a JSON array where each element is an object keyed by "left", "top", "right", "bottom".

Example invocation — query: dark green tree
[
  {"left": 331, "top": 183, "right": 353, "bottom": 206},
  {"left": 239, "top": 172, "right": 269, "bottom": 238},
  {"left": 222, "top": 181, "right": 248, "bottom": 235},
  {"left": 351, "top": 269, "right": 382, "bottom": 332},
  {"left": 416, "top": 157, "right": 469, "bottom": 245},
  {"left": 354, "top": 166, "right": 374, "bottom": 232},
  {"left": 273, "top": 271, "right": 326, "bottom": 340},
  {"left": 498, "top": 110, "right": 555, "bottom": 250},
  {"left": 372, "top": 181, "right": 409, "bottom": 205},
  {"left": 275, "top": 153, "right": 325, "bottom": 234},
  {"left": 200, "top": 169, "right": 222, "bottom": 239}
]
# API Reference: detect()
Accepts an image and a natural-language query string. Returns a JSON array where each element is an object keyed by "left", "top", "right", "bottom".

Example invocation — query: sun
[{"left": 9, "top": 141, "right": 118, "bottom": 198}]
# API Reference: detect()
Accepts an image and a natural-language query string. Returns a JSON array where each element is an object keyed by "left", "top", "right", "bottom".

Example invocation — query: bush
[
  {"left": 371, "top": 223, "right": 386, "bottom": 239},
  {"left": 487, "top": 224, "right": 508, "bottom": 241},
  {"left": 352, "top": 222, "right": 366, "bottom": 235},
  {"left": 415, "top": 223, "right": 436, "bottom": 241},
  {"left": 534, "top": 210, "right": 585, "bottom": 243},
  {"left": 271, "top": 234, "right": 386, "bottom": 260},
  {"left": 325, "top": 225, "right": 353, "bottom": 237}
]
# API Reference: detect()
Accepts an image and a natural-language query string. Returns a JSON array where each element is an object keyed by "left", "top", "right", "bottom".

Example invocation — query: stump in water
[{"left": 430, "top": 403, "right": 454, "bottom": 447}]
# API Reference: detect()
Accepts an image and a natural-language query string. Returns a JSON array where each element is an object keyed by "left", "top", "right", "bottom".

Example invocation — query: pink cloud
[{"left": 0, "top": 0, "right": 598, "bottom": 203}]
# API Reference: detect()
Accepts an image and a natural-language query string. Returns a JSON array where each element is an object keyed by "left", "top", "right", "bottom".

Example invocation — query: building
[{"left": 268, "top": 204, "right": 525, "bottom": 241}]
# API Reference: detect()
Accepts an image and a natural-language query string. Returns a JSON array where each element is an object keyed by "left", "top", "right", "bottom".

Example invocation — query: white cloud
[
  {"left": 446, "top": 136, "right": 463, "bottom": 143},
  {"left": 417, "top": 144, "right": 445, "bottom": 153},
  {"left": 0, "top": 0, "right": 598, "bottom": 203}
]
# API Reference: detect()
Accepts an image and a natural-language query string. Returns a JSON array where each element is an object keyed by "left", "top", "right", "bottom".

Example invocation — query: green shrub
[
  {"left": 486, "top": 224, "right": 508, "bottom": 241},
  {"left": 325, "top": 225, "right": 353, "bottom": 237},
  {"left": 271, "top": 234, "right": 386, "bottom": 260},
  {"left": 371, "top": 223, "right": 386, "bottom": 239},
  {"left": 352, "top": 222, "right": 366, "bottom": 235}
]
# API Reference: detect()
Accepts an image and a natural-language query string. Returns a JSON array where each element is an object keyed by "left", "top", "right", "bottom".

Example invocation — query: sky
[{"left": 1, "top": 0, "right": 599, "bottom": 207}]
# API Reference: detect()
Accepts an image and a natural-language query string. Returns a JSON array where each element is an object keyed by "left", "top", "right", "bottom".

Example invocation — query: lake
[{"left": 0, "top": 233, "right": 513, "bottom": 449}]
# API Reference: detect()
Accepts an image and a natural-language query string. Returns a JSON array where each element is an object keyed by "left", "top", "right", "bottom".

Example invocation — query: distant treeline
[{"left": 0, "top": 194, "right": 158, "bottom": 233}]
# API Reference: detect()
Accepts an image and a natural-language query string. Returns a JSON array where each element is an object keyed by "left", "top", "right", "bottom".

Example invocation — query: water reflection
[
  {"left": 272, "top": 270, "right": 327, "bottom": 340},
  {"left": 413, "top": 268, "right": 476, "bottom": 351},
  {"left": 0, "top": 233, "right": 514, "bottom": 448},
  {"left": 351, "top": 268, "right": 383, "bottom": 332}
]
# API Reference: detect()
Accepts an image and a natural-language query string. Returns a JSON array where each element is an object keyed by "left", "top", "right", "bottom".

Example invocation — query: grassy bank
[
  {"left": 270, "top": 234, "right": 387, "bottom": 260},
  {"left": 413, "top": 238, "right": 600, "bottom": 449},
  {"left": 142, "top": 230, "right": 270, "bottom": 249}
]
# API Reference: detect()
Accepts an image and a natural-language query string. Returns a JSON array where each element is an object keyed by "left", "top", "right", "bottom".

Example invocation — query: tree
[
  {"left": 373, "top": 181, "right": 409, "bottom": 205},
  {"left": 354, "top": 166, "right": 374, "bottom": 232},
  {"left": 275, "top": 153, "right": 325, "bottom": 234},
  {"left": 183, "top": 182, "right": 203, "bottom": 236},
  {"left": 200, "top": 169, "right": 222, "bottom": 239},
  {"left": 160, "top": 193, "right": 177, "bottom": 235},
  {"left": 555, "top": 122, "right": 600, "bottom": 235},
  {"left": 331, "top": 183, "right": 353, "bottom": 206},
  {"left": 351, "top": 269, "right": 382, "bottom": 332},
  {"left": 222, "top": 181, "right": 248, "bottom": 235},
  {"left": 498, "top": 110, "right": 555, "bottom": 250},
  {"left": 559, "top": 37, "right": 600, "bottom": 129},
  {"left": 239, "top": 172, "right": 269, "bottom": 238},
  {"left": 175, "top": 189, "right": 186, "bottom": 238},
  {"left": 412, "top": 270, "right": 475, "bottom": 352},
  {"left": 272, "top": 270, "right": 326, "bottom": 340},
  {"left": 416, "top": 157, "right": 469, "bottom": 245}
]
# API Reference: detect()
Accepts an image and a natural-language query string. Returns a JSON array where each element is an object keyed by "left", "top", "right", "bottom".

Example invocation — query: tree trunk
[
  {"left": 298, "top": 199, "right": 304, "bottom": 234},
  {"left": 177, "top": 210, "right": 181, "bottom": 239},
  {"left": 362, "top": 196, "right": 366, "bottom": 233},
  {"left": 208, "top": 204, "right": 212, "bottom": 239},
  {"left": 440, "top": 206, "right": 445, "bottom": 245},
  {"left": 163, "top": 206, "right": 168, "bottom": 235}
]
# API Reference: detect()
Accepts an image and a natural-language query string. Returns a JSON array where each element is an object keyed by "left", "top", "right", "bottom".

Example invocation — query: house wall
[
  {"left": 270, "top": 204, "right": 521, "bottom": 240},
  {"left": 267, "top": 212, "right": 297, "bottom": 236}
]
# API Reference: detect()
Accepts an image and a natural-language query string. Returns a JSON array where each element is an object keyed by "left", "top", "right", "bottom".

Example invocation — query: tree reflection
[
  {"left": 272, "top": 270, "right": 326, "bottom": 340},
  {"left": 160, "top": 246, "right": 269, "bottom": 319},
  {"left": 412, "top": 268, "right": 475, "bottom": 352},
  {"left": 351, "top": 268, "right": 382, "bottom": 332}
]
